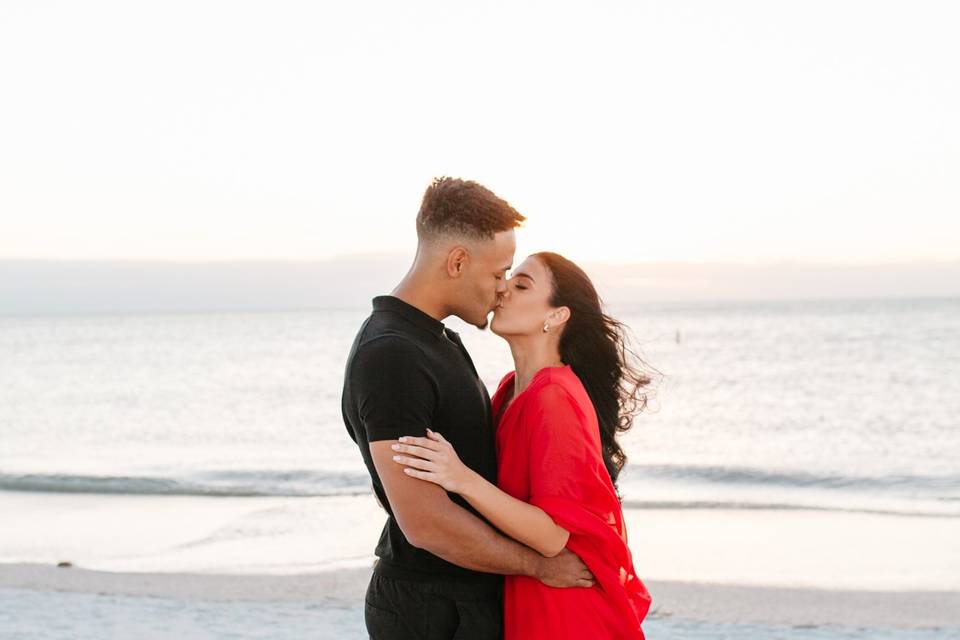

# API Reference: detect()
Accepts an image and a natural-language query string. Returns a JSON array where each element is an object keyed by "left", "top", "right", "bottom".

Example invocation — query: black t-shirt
[{"left": 341, "top": 295, "right": 500, "bottom": 583}]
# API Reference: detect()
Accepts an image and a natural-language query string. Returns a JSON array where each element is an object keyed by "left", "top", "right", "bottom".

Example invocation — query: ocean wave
[
  {"left": 624, "top": 464, "right": 960, "bottom": 493},
  {"left": 4, "top": 464, "right": 958, "bottom": 519},
  {"left": 618, "top": 499, "right": 958, "bottom": 518},
  {"left": 0, "top": 470, "right": 372, "bottom": 497}
]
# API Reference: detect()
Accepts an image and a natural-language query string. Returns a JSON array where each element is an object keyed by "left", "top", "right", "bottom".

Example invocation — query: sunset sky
[{"left": 1, "top": 1, "right": 957, "bottom": 266}]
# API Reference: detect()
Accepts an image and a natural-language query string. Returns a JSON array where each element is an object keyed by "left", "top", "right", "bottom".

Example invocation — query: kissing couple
[{"left": 342, "top": 177, "right": 654, "bottom": 639}]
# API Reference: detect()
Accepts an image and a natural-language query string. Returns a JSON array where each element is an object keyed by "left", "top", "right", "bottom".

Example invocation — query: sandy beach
[
  {"left": 2, "top": 561, "right": 958, "bottom": 639},
  {"left": 3, "top": 490, "right": 960, "bottom": 637}
]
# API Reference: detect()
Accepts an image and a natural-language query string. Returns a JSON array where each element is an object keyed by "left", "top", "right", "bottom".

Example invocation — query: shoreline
[
  {"left": 5, "top": 490, "right": 958, "bottom": 591},
  {"left": 2, "top": 562, "right": 957, "bottom": 631}
]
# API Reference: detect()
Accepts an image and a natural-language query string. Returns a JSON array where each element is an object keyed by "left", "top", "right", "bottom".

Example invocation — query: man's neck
[{"left": 391, "top": 273, "right": 448, "bottom": 322}]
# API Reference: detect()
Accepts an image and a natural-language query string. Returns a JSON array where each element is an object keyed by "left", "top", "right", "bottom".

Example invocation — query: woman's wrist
[{"left": 458, "top": 468, "right": 484, "bottom": 499}]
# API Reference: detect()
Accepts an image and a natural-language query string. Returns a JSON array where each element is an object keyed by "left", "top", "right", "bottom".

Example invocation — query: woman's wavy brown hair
[{"left": 534, "top": 252, "right": 659, "bottom": 492}]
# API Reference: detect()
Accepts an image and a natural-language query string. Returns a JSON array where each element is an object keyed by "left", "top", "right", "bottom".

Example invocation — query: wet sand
[{"left": 2, "top": 562, "right": 957, "bottom": 631}]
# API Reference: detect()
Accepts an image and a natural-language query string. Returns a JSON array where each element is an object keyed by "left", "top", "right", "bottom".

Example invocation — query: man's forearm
[{"left": 406, "top": 498, "right": 543, "bottom": 577}]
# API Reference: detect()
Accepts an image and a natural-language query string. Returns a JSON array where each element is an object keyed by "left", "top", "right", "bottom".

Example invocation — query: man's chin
[{"left": 474, "top": 310, "right": 495, "bottom": 331}]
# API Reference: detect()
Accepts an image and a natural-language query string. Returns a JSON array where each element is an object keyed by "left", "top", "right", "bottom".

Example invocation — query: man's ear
[{"left": 446, "top": 246, "right": 469, "bottom": 278}]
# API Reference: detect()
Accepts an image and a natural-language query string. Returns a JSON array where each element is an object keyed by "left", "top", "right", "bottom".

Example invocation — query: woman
[{"left": 391, "top": 252, "right": 654, "bottom": 639}]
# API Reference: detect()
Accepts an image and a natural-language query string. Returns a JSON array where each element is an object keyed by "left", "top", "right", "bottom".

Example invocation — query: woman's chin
[{"left": 490, "top": 320, "right": 520, "bottom": 339}]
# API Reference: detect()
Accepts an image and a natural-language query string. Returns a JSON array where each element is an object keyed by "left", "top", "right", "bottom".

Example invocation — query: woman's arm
[
  {"left": 459, "top": 465, "right": 571, "bottom": 558},
  {"left": 391, "top": 430, "right": 570, "bottom": 558}
]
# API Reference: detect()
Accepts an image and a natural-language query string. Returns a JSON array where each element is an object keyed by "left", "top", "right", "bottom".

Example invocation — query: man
[{"left": 342, "top": 177, "right": 593, "bottom": 639}]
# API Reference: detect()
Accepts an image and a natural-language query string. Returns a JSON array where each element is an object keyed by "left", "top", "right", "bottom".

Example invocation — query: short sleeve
[
  {"left": 351, "top": 335, "right": 437, "bottom": 442},
  {"left": 524, "top": 382, "right": 595, "bottom": 503}
]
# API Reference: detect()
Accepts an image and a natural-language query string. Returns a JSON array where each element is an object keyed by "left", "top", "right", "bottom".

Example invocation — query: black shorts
[{"left": 364, "top": 569, "right": 503, "bottom": 640}]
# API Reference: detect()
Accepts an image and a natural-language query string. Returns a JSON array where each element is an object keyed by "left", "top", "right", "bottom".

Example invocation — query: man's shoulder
[
  {"left": 355, "top": 330, "right": 426, "bottom": 360},
  {"left": 352, "top": 310, "right": 426, "bottom": 352}
]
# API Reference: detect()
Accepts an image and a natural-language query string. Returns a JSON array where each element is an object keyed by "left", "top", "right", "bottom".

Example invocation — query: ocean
[
  {"left": 2, "top": 297, "right": 957, "bottom": 516},
  {"left": 2, "top": 297, "right": 960, "bottom": 638}
]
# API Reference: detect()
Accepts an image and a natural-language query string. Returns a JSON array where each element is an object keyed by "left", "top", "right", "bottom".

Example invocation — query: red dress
[{"left": 492, "top": 365, "right": 651, "bottom": 639}]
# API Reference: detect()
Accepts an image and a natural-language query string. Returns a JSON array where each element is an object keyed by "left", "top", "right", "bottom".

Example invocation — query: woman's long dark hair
[{"left": 534, "top": 252, "right": 659, "bottom": 493}]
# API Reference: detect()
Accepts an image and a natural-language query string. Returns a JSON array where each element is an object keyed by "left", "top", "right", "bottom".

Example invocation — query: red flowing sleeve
[{"left": 524, "top": 382, "right": 651, "bottom": 638}]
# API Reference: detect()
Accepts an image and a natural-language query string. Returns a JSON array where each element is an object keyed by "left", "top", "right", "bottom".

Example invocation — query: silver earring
[{"left": 543, "top": 322, "right": 549, "bottom": 333}]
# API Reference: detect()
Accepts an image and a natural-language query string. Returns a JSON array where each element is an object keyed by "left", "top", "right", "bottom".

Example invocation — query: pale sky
[{"left": 1, "top": 1, "right": 957, "bottom": 265}]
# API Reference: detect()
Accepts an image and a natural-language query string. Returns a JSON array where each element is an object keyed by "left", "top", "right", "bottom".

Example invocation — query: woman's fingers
[
  {"left": 393, "top": 455, "right": 434, "bottom": 471},
  {"left": 391, "top": 443, "right": 439, "bottom": 460},
  {"left": 577, "top": 578, "right": 595, "bottom": 588},
  {"left": 402, "top": 468, "right": 437, "bottom": 482},
  {"left": 398, "top": 436, "right": 441, "bottom": 450}
]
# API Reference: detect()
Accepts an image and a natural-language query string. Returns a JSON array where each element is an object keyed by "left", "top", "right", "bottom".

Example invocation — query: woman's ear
[{"left": 551, "top": 306, "right": 571, "bottom": 327}]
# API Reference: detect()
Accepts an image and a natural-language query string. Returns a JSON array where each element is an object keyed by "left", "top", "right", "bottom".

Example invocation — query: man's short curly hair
[{"left": 416, "top": 177, "right": 526, "bottom": 243}]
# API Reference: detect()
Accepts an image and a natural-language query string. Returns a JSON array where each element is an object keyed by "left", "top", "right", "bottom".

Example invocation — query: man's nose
[{"left": 496, "top": 279, "right": 508, "bottom": 294}]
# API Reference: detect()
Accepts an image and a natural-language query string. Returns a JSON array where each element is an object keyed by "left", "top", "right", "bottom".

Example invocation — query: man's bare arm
[{"left": 370, "top": 440, "right": 592, "bottom": 587}]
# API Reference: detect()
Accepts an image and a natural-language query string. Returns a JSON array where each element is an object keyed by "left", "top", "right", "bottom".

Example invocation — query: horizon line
[{"left": 2, "top": 256, "right": 959, "bottom": 267}]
